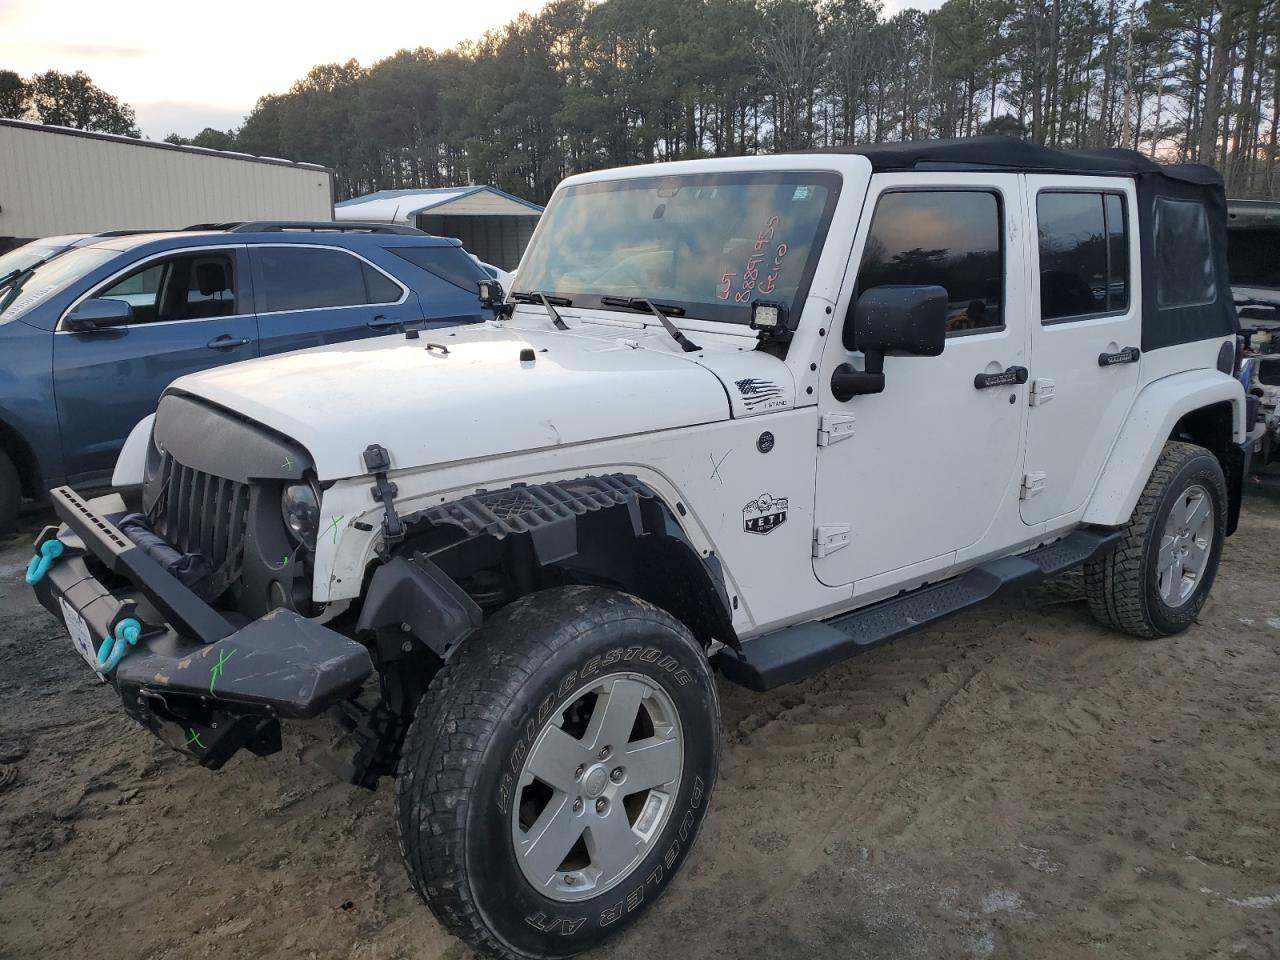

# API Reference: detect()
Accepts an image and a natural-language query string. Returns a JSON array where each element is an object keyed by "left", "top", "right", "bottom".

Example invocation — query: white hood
[{"left": 167, "top": 318, "right": 792, "bottom": 481}]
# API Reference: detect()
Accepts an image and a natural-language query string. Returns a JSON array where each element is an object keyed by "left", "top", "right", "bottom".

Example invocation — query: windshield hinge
[
  {"left": 817, "top": 413, "right": 856, "bottom": 446},
  {"left": 813, "top": 524, "right": 852, "bottom": 558},
  {"left": 363, "top": 444, "right": 405, "bottom": 547}
]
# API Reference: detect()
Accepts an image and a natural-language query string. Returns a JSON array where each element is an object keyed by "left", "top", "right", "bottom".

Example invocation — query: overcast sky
[{"left": 1, "top": 0, "right": 942, "bottom": 141}]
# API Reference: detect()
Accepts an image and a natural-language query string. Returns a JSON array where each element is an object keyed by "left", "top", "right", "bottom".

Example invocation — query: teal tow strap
[
  {"left": 95, "top": 617, "right": 142, "bottom": 674},
  {"left": 25, "top": 538, "right": 65, "bottom": 585}
]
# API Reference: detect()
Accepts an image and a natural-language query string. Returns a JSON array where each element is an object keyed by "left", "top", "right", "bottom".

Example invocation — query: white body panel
[
  {"left": 1020, "top": 176, "right": 1143, "bottom": 526},
  {"left": 1083, "top": 366, "right": 1245, "bottom": 527},
  {"left": 812, "top": 172, "right": 1030, "bottom": 589},
  {"left": 111, "top": 415, "right": 155, "bottom": 488}
]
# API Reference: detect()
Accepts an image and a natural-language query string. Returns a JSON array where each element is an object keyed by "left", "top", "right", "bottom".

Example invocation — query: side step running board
[{"left": 715, "top": 527, "right": 1121, "bottom": 692}]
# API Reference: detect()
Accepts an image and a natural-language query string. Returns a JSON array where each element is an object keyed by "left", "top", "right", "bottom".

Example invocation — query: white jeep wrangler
[{"left": 30, "top": 137, "right": 1249, "bottom": 959}]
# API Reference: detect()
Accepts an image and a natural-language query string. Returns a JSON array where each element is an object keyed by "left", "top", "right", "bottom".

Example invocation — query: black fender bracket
[{"left": 355, "top": 554, "right": 482, "bottom": 660}]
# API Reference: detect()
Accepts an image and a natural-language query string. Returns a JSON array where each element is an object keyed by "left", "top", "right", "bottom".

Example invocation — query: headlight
[{"left": 281, "top": 482, "right": 320, "bottom": 551}]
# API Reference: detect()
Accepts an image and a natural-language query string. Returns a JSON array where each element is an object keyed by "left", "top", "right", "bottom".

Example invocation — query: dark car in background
[{"left": 0, "top": 221, "right": 495, "bottom": 530}]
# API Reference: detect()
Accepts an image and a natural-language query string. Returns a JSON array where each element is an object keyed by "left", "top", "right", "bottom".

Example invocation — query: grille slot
[{"left": 151, "top": 453, "right": 250, "bottom": 596}]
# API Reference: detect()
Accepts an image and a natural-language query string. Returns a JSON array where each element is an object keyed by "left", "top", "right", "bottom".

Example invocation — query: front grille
[{"left": 150, "top": 452, "right": 250, "bottom": 595}]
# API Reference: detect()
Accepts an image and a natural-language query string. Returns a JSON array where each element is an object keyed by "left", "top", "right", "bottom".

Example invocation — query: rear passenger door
[
  {"left": 1021, "top": 177, "right": 1141, "bottom": 526},
  {"left": 249, "top": 244, "right": 422, "bottom": 355}
]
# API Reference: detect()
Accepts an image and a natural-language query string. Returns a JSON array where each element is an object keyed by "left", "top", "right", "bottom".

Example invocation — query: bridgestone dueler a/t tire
[
  {"left": 1084, "top": 441, "right": 1227, "bottom": 638},
  {"left": 396, "top": 586, "right": 720, "bottom": 960}
]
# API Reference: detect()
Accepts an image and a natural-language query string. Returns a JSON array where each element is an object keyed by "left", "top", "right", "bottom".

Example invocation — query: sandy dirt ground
[{"left": 1, "top": 485, "right": 1278, "bottom": 960}]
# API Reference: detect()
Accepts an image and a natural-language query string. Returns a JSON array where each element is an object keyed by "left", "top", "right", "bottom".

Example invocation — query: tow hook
[{"left": 24, "top": 537, "right": 65, "bottom": 585}]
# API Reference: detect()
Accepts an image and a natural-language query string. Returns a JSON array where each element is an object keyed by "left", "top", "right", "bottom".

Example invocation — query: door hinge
[
  {"left": 813, "top": 523, "right": 851, "bottom": 558},
  {"left": 1021, "top": 471, "right": 1047, "bottom": 499},
  {"left": 1028, "top": 378, "right": 1056, "bottom": 406},
  {"left": 817, "top": 413, "right": 856, "bottom": 446}
]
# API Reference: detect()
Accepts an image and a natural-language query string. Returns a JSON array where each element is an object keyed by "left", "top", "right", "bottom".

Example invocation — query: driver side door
[
  {"left": 813, "top": 175, "right": 1031, "bottom": 594},
  {"left": 53, "top": 246, "right": 258, "bottom": 483}
]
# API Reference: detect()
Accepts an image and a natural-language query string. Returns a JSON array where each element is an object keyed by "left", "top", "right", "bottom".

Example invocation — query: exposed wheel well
[{"left": 1169, "top": 400, "right": 1243, "bottom": 533}]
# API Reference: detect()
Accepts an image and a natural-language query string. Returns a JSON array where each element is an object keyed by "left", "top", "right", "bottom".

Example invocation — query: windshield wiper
[
  {"left": 0, "top": 266, "right": 36, "bottom": 314},
  {"left": 599, "top": 295, "right": 701, "bottom": 353},
  {"left": 511, "top": 290, "right": 570, "bottom": 330}
]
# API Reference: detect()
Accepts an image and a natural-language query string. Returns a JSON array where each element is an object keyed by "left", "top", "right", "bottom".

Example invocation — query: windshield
[
  {"left": 0, "top": 246, "right": 121, "bottom": 323},
  {"left": 0, "top": 239, "right": 78, "bottom": 278},
  {"left": 517, "top": 171, "right": 841, "bottom": 324}
]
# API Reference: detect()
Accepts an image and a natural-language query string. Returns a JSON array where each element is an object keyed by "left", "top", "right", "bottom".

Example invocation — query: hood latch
[{"left": 363, "top": 444, "right": 405, "bottom": 548}]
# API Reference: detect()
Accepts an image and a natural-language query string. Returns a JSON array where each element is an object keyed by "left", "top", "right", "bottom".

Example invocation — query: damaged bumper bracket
[{"left": 33, "top": 486, "right": 374, "bottom": 768}]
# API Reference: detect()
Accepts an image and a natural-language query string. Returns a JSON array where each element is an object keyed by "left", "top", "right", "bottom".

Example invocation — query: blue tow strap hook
[
  {"left": 25, "top": 539, "right": 65, "bottom": 586},
  {"left": 96, "top": 618, "right": 142, "bottom": 674}
]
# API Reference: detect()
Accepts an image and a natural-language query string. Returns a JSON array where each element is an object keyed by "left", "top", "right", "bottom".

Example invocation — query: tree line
[
  {"left": 5, "top": 0, "right": 1280, "bottom": 202},
  {"left": 0, "top": 69, "right": 138, "bottom": 137}
]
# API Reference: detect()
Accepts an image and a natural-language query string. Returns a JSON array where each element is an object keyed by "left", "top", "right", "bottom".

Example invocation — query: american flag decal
[{"left": 734, "top": 378, "right": 784, "bottom": 409}]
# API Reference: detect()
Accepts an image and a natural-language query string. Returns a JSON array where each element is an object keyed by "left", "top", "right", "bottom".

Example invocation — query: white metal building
[
  {"left": 335, "top": 186, "right": 543, "bottom": 270},
  {"left": 0, "top": 119, "right": 334, "bottom": 251}
]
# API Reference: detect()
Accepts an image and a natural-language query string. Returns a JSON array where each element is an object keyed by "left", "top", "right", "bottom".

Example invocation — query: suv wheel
[
  {"left": 1084, "top": 440, "right": 1227, "bottom": 638},
  {"left": 0, "top": 450, "right": 20, "bottom": 535},
  {"left": 397, "top": 586, "right": 720, "bottom": 960}
]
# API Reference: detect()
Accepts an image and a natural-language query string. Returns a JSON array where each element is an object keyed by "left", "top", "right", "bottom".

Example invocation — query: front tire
[
  {"left": 1084, "top": 441, "right": 1227, "bottom": 638},
  {"left": 396, "top": 586, "right": 720, "bottom": 960}
]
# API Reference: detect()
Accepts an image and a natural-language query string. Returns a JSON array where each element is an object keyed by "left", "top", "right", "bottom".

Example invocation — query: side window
[
  {"left": 855, "top": 190, "right": 1004, "bottom": 341},
  {"left": 364, "top": 264, "right": 402, "bottom": 304},
  {"left": 253, "top": 247, "right": 399, "bottom": 313},
  {"left": 97, "top": 252, "right": 236, "bottom": 324},
  {"left": 1154, "top": 198, "right": 1216, "bottom": 308},
  {"left": 1037, "top": 191, "right": 1129, "bottom": 322},
  {"left": 389, "top": 246, "right": 488, "bottom": 292}
]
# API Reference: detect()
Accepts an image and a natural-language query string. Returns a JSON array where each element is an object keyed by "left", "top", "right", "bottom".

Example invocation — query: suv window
[
  {"left": 253, "top": 247, "right": 402, "bottom": 313},
  {"left": 389, "top": 246, "right": 488, "bottom": 292},
  {"left": 1037, "top": 191, "right": 1129, "bottom": 321},
  {"left": 98, "top": 251, "right": 237, "bottom": 324},
  {"left": 1154, "top": 198, "right": 1216, "bottom": 308},
  {"left": 855, "top": 190, "right": 1003, "bottom": 337}
]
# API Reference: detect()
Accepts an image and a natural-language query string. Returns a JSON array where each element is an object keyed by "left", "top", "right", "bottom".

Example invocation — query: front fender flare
[{"left": 1084, "top": 370, "right": 1245, "bottom": 528}]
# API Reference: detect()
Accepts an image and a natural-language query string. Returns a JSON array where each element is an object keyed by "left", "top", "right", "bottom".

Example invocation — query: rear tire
[
  {"left": 396, "top": 586, "right": 720, "bottom": 960},
  {"left": 0, "top": 450, "right": 21, "bottom": 536},
  {"left": 1084, "top": 441, "right": 1227, "bottom": 638}
]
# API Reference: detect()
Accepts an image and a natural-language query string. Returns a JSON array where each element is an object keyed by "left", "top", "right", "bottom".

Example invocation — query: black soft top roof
[{"left": 805, "top": 136, "right": 1220, "bottom": 186}]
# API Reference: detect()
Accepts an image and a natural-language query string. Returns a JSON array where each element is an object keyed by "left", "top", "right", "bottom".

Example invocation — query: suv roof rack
[{"left": 182, "top": 221, "right": 427, "bottom": 236}]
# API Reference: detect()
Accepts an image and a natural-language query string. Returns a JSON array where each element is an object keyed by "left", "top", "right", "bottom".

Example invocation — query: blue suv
[{"left": 0, "top": 222, "right": 497, "bottom": 531}]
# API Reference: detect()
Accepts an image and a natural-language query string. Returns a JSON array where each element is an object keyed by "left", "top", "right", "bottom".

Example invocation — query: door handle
[
  {"left": 974, "top": 365, "right": 1028, "bottom": 389},
  {"left": 1098, "top": 346, "right": 1140, "bottom": 366},
  {"left": 366, "top": 315, "right": 402, "bottom": 331},
  {"left": 206, "top": 335, "right": 250, "bottom": 350}
]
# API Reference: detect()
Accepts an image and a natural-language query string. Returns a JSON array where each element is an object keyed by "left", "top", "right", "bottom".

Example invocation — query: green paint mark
[
  {"left": 209, "top": 648, "right": 235, "bottom": 695},
  {"left": 324, "top": 516, "right": 344, "bottom": 545},
  {"left": 186, "top": 728, "right": 205, "bottom": 750},
  {"left": 282, "top": 455, "right": 295, "bottom": 470}
]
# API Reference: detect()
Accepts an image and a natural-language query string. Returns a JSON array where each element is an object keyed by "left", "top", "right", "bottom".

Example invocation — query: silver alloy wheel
[
  {"left": 510, "top": 671, "right": 684, "bottom": 903},
  {"left": 1157, "top": 483, "right": 1214, "bottom": 607}
]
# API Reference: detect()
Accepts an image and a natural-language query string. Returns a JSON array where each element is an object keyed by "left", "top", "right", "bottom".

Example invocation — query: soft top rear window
[{"left": 1154, "top": 197, "right": 1216, "bottom": 309}]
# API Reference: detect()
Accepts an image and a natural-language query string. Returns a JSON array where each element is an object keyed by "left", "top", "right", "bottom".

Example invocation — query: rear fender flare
[{"left": 1084, "top": 370, "right": 1246, "bottom": 528}]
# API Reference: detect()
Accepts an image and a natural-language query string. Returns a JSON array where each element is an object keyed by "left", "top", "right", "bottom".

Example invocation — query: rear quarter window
[
  {"left": 1154, "top": 198, "right": 1216, "bottom": 308},
  {"left": 389, "top": 246, "right": 487, "bottom": 293}
]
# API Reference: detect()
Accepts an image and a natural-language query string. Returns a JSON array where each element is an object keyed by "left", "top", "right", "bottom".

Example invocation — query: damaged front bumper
[{"left": 30, "top": 486, "right": 373, "bottom": 769}]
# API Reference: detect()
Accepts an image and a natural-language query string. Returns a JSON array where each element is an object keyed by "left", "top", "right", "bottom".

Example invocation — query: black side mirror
[
  {"left": 65, "top": 297, "right": 134, "bottom": 331},
  {"left": 477, "top": 279, "right": 504, "bottom": 308},
  {"left": 831, "top": 285, "right": 948, "bottom": 400}
]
